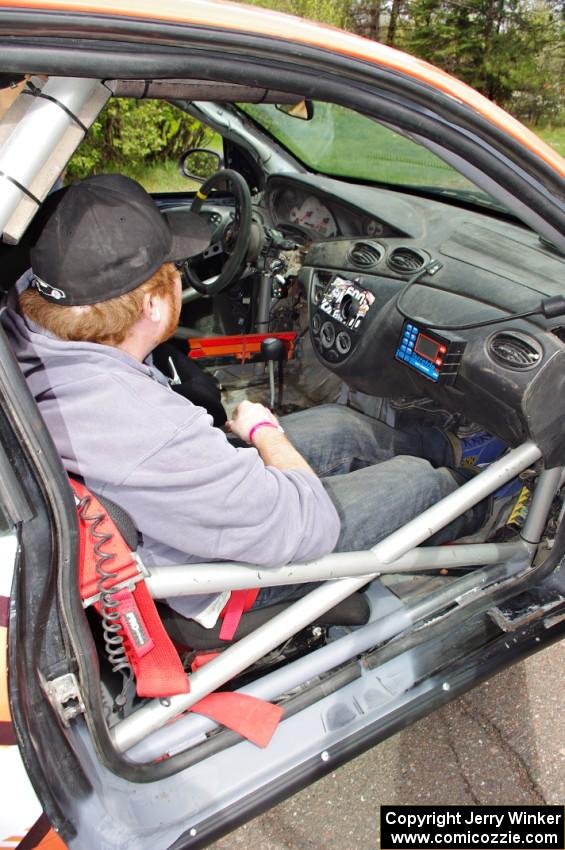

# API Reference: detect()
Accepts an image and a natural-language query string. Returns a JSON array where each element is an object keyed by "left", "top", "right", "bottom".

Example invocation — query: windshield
[{"left": 240, "top": 102, "right": 508, "bottom": 213}]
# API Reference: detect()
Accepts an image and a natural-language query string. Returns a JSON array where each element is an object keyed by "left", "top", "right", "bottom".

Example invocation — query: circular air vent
[
  {"left": 387, "top": 247, "right": 427, "bottom": 274},
  {"left": 488, "top": 331, "right": 542, "bottom": 370},
  {"left": 347, "top": 241, "right": 382, "bottom": 269}
]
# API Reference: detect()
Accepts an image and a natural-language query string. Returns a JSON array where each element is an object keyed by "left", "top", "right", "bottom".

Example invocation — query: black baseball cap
[{"left": 29, "top": 173, "right": 211, "bottom": 305}]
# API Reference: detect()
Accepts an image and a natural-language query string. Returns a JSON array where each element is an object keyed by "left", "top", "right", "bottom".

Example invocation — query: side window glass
[{"left": 67, "top": 99, "right": 219, "bottom": 193}]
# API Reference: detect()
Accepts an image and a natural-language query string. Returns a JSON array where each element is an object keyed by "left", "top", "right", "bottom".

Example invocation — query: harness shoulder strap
[
  {"left": 70, "top": 479, "right": 282, "bottom": 747},
  {"left": 70, "top": 478, "right": 189, "bottom": 698}
]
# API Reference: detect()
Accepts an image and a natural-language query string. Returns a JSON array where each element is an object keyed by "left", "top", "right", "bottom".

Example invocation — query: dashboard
[
  {"left": 263, "top": 173, "right": 565, "bottom": 466},
  {"left": 267, "top": 176, "right": 406, "bottom": 244}
]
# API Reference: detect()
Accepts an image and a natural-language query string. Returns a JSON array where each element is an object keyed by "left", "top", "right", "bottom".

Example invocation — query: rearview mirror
[
  {"left": 275, "top": 100, "right": 314, "bottom": 120},
  {"left": 179, "top": 148, "right": 223, "bottom": 182}
]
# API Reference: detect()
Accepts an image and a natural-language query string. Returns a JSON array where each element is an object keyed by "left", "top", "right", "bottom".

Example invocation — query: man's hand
[
  {"left": 227, "top": 400, "right": 315, "bottom": 475},
  {"left": 227, "top": 400, "right": 282, "bottom": 444}
]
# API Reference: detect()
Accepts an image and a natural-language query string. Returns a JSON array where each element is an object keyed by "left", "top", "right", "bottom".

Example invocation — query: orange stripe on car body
[
  {"left": 0, "top": 626, "right": 10, "bottom": 724},
  {"left": 0, "top": 0, "right": 563, "bottom": 176},
  {"left": 30, "top": 828, "right": 68, "bottom": 849},
  {"left": 4, "top": 816, "right": 68, "bottom": 850}
]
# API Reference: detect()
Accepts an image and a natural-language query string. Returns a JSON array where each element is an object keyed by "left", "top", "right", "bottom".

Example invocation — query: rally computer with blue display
[{"left": 395, "top": 322, "right": 466, "bottom": 384}]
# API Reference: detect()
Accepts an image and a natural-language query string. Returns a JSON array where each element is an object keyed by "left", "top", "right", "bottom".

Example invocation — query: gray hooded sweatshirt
[{"left": 2, "top": 275, "right": 340, "bottom": 619}]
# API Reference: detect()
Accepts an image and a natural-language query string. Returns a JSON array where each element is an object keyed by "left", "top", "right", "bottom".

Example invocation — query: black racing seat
[
  {"left": 90, "top": 489, "right": 370, "bottom": 651},
  {"left": 157, "top": 594, "right": 370, "bottom": 651},
  {"left": 152, "top": 340, "right": 228, "bottom": 428},
  {"left": 0, "top": 185, "right": 64, "bottom": 293},
  {"left": 0, "top": 236, "right": 33, "bottom": 294}
]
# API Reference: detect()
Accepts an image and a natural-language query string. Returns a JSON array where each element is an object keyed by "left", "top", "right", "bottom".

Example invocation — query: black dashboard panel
[
  {"left": 266, "top": 174, "right": 409, "bottom": 242},
  {"left": 263, "top": 174, "right": 565, "bottom": 466}
]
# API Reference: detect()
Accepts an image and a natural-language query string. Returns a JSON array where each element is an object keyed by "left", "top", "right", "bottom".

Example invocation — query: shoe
[
  {"left": 489, "top": 484, "right": 532, "bottom": 541},
  {"left": 459, "top": 430, "right": 507, "bottom": 467},
  {"left": 459, "top": 430, "right": 526, "bottom": 498}
]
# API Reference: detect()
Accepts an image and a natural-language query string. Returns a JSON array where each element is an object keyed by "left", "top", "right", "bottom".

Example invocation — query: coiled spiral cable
[{"left": 77, "top": 494, "right": 133, "bottom": 707}]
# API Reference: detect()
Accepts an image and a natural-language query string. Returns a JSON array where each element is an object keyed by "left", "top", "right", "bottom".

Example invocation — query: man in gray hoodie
[{"left": 2, "top": 174, "right": 482, "bottom": 627}]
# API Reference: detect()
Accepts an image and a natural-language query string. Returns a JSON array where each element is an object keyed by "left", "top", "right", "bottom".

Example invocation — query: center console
[{"left": 310, "top": 273, "right": 376, "bottom": 363}]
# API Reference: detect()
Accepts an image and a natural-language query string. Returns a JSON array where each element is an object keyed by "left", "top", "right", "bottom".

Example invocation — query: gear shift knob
[
  {"left": 261, "top": 337, "right": 285, "bottom": 409},
  {"left": 261, "top": 337, "right": 285, "bottom": 361}
]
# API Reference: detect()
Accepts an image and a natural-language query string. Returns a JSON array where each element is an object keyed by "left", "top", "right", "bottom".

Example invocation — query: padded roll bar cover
[{"left": 157, "top": 592, "right": 371, "bottom": 651}]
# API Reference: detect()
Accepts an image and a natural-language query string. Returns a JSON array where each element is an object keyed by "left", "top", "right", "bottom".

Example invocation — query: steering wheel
[{"left": 183, "top": 169, "right": 252, "bottom": 296}]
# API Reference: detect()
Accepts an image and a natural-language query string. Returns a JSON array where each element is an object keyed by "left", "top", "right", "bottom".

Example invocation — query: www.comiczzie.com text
[{"left": 381, "top": 805, "right": 564, "bottom": 849}]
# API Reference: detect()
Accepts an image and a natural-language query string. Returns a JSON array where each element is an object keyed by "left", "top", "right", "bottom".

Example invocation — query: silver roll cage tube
[
  {"left": 112, "top": 441, "right": 561, "bottom": 756},
  {"left": 0, "top": 82, "right": 559, "bottom": 767}
]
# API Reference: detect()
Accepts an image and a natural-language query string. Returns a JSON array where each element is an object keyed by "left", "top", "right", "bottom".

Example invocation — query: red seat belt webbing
[
  {"left": 112, "top": 587, "right": 155, "bottom": 658},
  {"left": 71, "top": 479, "right": 281, "bottom": 742},
  {"left": 70, "top": 479, "right": 189, "bottom": 698},
  {"left": 190, "top": 692, "right": 283, "bottom": 748},
  {"left": 119, "top": 582, "right": 190, "bottom": 697},
  {"left": 191, "top": 652, "right": 221, "bottom": 671},
  {"left": 218, "top": 588, "right": 260, "bottom": 641}
]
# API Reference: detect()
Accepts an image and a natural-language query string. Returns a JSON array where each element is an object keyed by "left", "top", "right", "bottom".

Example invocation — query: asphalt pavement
[{"left": 211, "top": 639, "right": 564, "bottom": 850}]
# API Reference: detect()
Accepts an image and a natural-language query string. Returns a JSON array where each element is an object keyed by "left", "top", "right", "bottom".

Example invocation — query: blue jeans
[{"left": 255, "top": 404, "right": 478, "bottom": 608}]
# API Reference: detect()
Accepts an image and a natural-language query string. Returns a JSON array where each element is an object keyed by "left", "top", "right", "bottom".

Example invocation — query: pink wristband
[{"left": 248, "top": 420, "right": 281, "bottom": 443}]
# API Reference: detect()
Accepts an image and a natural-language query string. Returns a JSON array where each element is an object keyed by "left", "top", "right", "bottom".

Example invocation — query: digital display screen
[{"left": 415, "top": 334, "right": 440, "bottom": 361}]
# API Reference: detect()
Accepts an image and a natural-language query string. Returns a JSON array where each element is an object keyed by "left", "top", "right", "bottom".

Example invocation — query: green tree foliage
[
  {"left": 400, "top": 0, "right": 561, "bottom": 110},
  {"left": 235, "top": 0, "right": 563, "bottom": 125},
  {"left": 506, "top": 2, "right": 564, "bottom": 124},
  {"left": 237, "top": 0, "right": 353, "bottom": 27},
  {"left": 348, "top": 0, "right": 404, "bottom": 45},
  {"left": 67, "top": 99, "right": 212, "bottom": 179}
]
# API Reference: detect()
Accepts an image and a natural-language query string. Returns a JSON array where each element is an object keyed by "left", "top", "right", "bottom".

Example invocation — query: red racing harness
[{"left": 71, "top": 479, "right": 281, "bottom": 747}]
